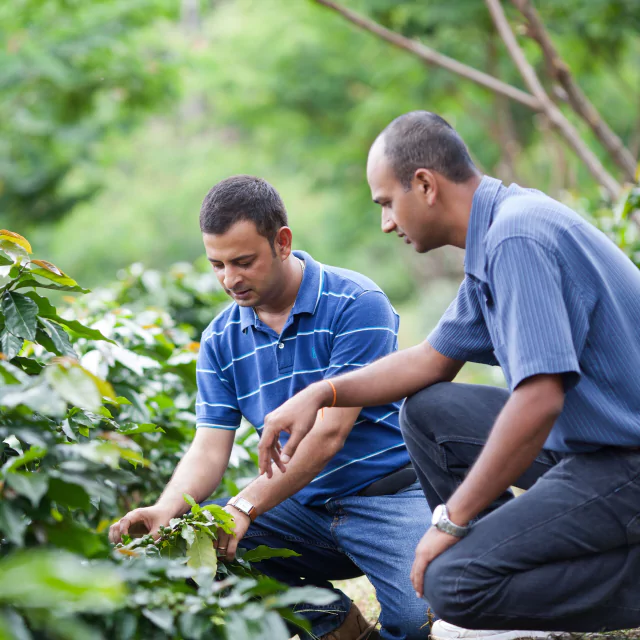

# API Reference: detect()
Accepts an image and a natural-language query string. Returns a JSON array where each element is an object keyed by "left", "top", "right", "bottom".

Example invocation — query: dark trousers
[{"left": 399, "top": 382, "right": 640, "bottom": 633}]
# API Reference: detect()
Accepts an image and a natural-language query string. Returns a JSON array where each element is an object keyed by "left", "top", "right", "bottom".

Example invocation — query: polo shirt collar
[
  {"left": 239, "top": 250, "right": 322, "bottom": 332},
  {"left": 464, "top": 175, "right": 504, "bottom": 281}
]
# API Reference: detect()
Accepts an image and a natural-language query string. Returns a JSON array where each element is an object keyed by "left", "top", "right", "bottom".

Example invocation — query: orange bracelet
[{"left": 320, "top": 380, "right": 337, "bottom": 419}]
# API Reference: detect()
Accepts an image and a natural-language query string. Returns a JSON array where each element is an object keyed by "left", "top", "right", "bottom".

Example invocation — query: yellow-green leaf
[{"left": 0, "top": 231, "right": 32, "bottom": 254}]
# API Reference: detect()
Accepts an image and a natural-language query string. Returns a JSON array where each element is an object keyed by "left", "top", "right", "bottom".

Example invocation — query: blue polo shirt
[
  {"left": 196, "top": 251, "right": 410, "bottom": 505},
  {"left": 429, "top": 176, "right": 640, "bottom": 453}
]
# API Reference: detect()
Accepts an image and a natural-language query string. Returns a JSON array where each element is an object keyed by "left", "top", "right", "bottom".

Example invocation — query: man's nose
[
  {"left": 381, "top": 210, "right": 396, "bottom": 234},
  {"left": 223, "top": 267, "right": 241, "bottom": 290}
]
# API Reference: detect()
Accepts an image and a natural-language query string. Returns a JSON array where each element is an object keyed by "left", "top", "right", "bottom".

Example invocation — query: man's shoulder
[
  {"left": 487, "top": 186, "right": 583, "bottom": 254},
  {"left": 201, "top": 302, "right": 240, "bottom": 344},
  {"left": 320, "top": 262, "right": 386, "bottom": 299}
]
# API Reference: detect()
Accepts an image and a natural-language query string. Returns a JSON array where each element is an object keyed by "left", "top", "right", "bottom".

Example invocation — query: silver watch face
[
  {"left": 234, "top": 497, "right": 252, "bottom": 513},
  {"left": 432, "top": 504, "right": 446, "bottom": 526}
]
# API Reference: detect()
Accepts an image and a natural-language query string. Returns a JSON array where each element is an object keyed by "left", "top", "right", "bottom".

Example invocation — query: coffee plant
[{"left": 0, "top": 231, "right": 335, "bottom": 640}]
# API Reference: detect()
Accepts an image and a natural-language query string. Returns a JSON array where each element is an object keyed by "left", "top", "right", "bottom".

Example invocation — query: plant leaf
[
  {"left": 28, "top": 261, "right": 80, "bottom": 288},
  {"left": 45, "top": 360, "right": 104, "bottom": 411},
  {"left": 242, "top": 545, "right": 301, "bottom": 564},
  {"left": 38, "top": 318, "right": 77, "bottom": 358},
  {"left": 0, "top": 231, "right": 32, "bottom": 254},
  {"left": 1, "top": 292, "right": 38, "bottom": 340},
  {"left": 186, "top": 530, "right": 217, "bottom": 582},
  {"left": 5, "top": 472, "right": 49, "bottom": 507},
  {"left": 0, "top": 329, "right": 23, "bottom": 360},
  {"left": 14, "top": 276, "right": 88, "bottom": 293},
  {"left": 0, "top": 501, "right": 27, "bottom": 546}
]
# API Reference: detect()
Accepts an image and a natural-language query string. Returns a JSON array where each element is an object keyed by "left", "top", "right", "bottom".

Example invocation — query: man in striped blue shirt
[
  {"left": 110, "top": 175, "right": 431, "bottom": 640},
  {"left": 259, "top": 112, "right": 640, "bottom": 639}
]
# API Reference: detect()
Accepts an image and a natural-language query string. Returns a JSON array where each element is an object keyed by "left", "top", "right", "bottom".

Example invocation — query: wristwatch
[
  {"left": 227, "top": 496, "right": 257, "bottom": 522},
  {"left": 431, "top": 504, "right": 470, "bottom": 538}
]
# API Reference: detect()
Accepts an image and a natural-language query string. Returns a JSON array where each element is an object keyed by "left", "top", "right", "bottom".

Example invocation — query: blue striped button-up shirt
[
  {"left": 429, "top": 176, "right": 640, "bottom": 452},
  {"left": 196, "top": 251, "right": 409, "bottom": 505}
]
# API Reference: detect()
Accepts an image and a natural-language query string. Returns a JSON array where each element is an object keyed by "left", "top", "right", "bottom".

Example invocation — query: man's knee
[
  {"left": 424, "top": 547, "right": 492, "bottom": 629},
  {"left": 399, "top": 382, "right": 456, "bottom": 441}
]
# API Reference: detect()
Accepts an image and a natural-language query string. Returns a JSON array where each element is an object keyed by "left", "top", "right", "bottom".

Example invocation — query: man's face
[
  {"left": 203, "top": 220, "right": 285, "bottom": 308},
  {"left": 367, "top": 139, "right": 444, "bottom": 254}
]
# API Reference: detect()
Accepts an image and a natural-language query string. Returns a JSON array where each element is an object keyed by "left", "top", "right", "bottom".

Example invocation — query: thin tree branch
[
  {"left": 511, "top": 0, "right": 636, "bottom": 181},
  {"left": 484, "top": 0, "right": 621, "bottom": 199},
  {"left": 312, "top": 0, "right": 541, "bottom": 111}
]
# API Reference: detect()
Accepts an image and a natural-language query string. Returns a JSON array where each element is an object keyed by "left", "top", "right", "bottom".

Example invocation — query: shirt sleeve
[
  {"left": 487, "top": 236, "right": 582, "bottom": 390},
  {"left": 427, "top": 276, "right": 497, "bottom": 365},
  {"left": 195, "top": 336, "right": 242, "bottom": 430},
  {"left": 325, "top": 290, "right": 399, "bottom": 378}
]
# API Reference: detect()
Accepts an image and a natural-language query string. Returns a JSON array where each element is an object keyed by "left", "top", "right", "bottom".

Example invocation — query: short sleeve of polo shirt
[
  {"left": 195, "top": 336, "right": 242, "bottom": 430},
  {"left": 428, "top": 276, "right": 496, "bottom": 364},
  {"left": 326, "top": 290, "right": 398, "bottom": 378},
  {"left": 487, "top": 236, "right": 581, "bottom": 390}
]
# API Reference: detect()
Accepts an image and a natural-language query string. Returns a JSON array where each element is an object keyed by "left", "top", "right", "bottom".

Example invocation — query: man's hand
[
  {"left": 258, "top": 382, "right": 331, "bottom": 477},
  {"left": 410, "top": 526, "right": 461, "bottom": 598},
  {"left": 214, "top": 505, "right": 251, "bottom": 561},
  {"left": 108, "top": 505, "right": 174, "bottom": 544}
]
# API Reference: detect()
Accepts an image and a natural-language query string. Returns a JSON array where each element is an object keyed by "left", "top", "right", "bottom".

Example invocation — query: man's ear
[
  {"left": 274, "top": 227, "right": 293, "bottom": 260},
  {"left": 414, "top": 169, "right": 438, "bottom": 206}
]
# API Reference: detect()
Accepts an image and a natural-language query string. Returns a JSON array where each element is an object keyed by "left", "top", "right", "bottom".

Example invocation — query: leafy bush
[{"left": 0, "top": 231, "right": 334, "bottom": 639}]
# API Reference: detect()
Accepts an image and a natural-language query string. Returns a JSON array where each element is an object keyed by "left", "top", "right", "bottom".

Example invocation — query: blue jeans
[
  {"left": 208, "top": 484, "right": 432, "bottom": 639},
  {"left": 400, "top": 382, "right": 640, "bottom": 633}
]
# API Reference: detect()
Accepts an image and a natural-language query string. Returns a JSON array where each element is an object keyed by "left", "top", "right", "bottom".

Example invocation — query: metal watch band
[
  {"left": 432, "top": 504, "right": 470, "bottom": 538},
  {"left": 227, "top": 496, "right": 257, "bottom": 522}
]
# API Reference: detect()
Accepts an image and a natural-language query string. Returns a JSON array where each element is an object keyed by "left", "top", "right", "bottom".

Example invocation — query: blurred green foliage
[{"left": 0, "top": 0, "right": 181, "bottom": 225}]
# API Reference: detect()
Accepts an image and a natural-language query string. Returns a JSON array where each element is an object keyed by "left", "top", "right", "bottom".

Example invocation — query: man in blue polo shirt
[
  {"left": 109, "top": 175, "right": 431, "bottom": 640},
  {"left": 258, "top": 112, "right": 640, "bottom": 639}
]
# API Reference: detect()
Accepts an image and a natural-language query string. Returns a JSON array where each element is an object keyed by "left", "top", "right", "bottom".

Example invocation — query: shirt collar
[
  {"left": 239, "top": 250, "right": 322, "bottom": 332},
  {"left": 464, "top": 176, "right": 504, "bottom": 281}
]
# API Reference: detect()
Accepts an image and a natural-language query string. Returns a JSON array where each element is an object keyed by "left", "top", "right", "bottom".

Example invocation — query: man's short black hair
[
  {"left": 199, "top": 175, "right": 288, "bottom": 246},
  {"left": 380, "top": 111, "right": 477, "bottom": 188}
]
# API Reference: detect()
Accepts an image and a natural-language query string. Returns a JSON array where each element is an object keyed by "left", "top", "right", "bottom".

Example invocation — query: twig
[
  {"left": 511, "top": 0, "right": 636, "bottom": 182},
  {"left": 312, "top": 0, "right": 541, "bottom": 111},
  {"left": 484, "top": 0, "right": 621, "bottom": 199}
]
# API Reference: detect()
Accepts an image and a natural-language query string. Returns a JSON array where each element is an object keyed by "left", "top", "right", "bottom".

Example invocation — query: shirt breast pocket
[{"left": 477, "top": 281, "right": 508, "bottom": 376}]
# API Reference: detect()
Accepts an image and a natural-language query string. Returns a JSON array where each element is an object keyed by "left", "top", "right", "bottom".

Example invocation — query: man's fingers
[
  {"left": 411, "top": 553, "right": 429, "bottom": 598},
  {"left": 227, "top": 535, "right": 239, "bottom": 561},
  {"left": 279, "top": 429, "right": 305, "bottom": 463},
  {"left": 216, "top": 530, "right": 232, "bottom": 561},
  {"left": 258, "top": 426, "right": 278, "bottom": 476}
]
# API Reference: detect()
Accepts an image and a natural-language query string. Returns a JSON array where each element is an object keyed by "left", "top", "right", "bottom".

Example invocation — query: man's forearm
[
  {"left": 447, "top": 375, "right": 565, "bottom": 526},
  {"left": 239, "top": 408, "right": 359, "bottom": 514},
  {"left": 312, "top": 341, "right": 464, "bottom": 409},
  {"left": 155, "top": 447, "right": 228, "bottom": 516}
]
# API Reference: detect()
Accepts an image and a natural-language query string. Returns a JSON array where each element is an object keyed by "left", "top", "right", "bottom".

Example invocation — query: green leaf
[
  {"left": 44, "top": 360, "right": 115, "bottom": 411},
  {"left": 142, "top": 609, "right": 175, "bottom": 634},
  {"left": 5, "top": 472, "right": 49, "bottom": 507},
  {"left": 1, "top": 292, "right": 38, "bottom": 341},
  {"left": 116, "top": 422, "right": 163, "bottom": 435},
  {"left": 183, "top": 493, "right": 197, "bottom": 507},
  {"left": 0, "top": 550, "right": 125, "bottom": 612},
  {"left": 44, "top": 520, "right": 106, "bottom": 558},
  {"left": 49, "top": 317, "right": 114, "bottom": 343},
  {"left": 27, "top": 262, "right": 80, "bottom": 289},
  {"left": 242, "top": 545, "right": 301, "bottom": 564},
  {"left": 202, "top": 503, "right": 235, "bottom": 532},
  {"left": 270, "top": 585, "right": 340, "bottom": 608},
  {"left": 38, "top": 318, "right": 76, "bottom": 358},
  {"left": 0, "top": 609, "right": 32, "bottom": 640},
  {"left": 47, "top": 477, "right": 91, "bottom": 511},
  {"left": 2, "top": 446, "right": 47, "bottom": 473},
  {"left": 181, "top": 523, "right": 196, "bottom": 546},
  {"left": 0, "top": 329, "right": 23, "bottom": 360},
  {"left": 0, "top": 501, "right": 27, "bottom": 546},
  {"left": 186, "top": 530, "right": 217, "bottom": 581},
  {"left": 13, "top": 276, "right": 88, "bottom": 293}
]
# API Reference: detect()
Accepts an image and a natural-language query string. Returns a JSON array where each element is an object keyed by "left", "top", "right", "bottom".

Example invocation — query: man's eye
[{"left": 238, "top": 262, "right": 252, "bottom": 268}]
